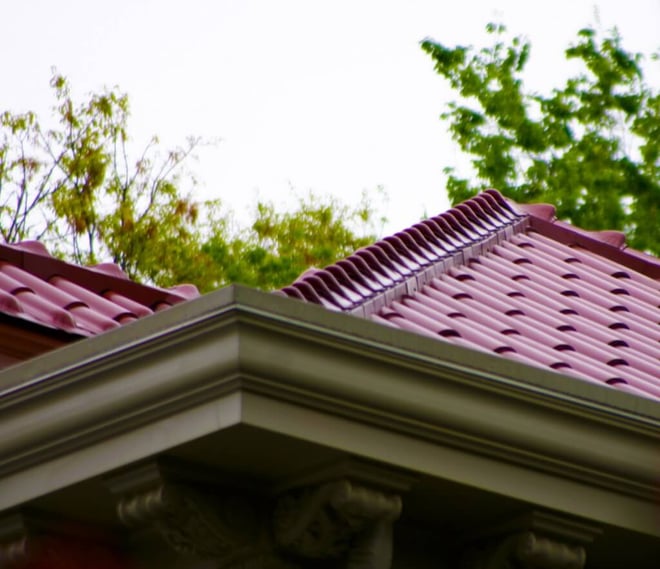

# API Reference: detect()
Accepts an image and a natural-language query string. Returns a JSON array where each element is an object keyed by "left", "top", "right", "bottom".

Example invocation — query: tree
[
  {"left": 0, "top": 73, "right": 380, "bottom": 292},
  {"left": 421, "top": 24, "right": 659, "bottom": 254},
  {"left": 202, "top": 190, "right": 381, "bottom": 290},
  {"left": 0, "top": 72, "right": 217, "bottom": 285}
]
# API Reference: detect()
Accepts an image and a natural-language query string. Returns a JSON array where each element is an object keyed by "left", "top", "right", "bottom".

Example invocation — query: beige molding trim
[{"left": 0, "top": 286, "right": 658, "bottom": 535}]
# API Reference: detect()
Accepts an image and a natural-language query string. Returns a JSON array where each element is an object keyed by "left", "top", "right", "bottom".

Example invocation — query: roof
[
  {"left": 278, "top": 190, "right": 660, "bottom": 401},
  {"left": 0, "top": 240, "right": 198, "bottom": 338}
]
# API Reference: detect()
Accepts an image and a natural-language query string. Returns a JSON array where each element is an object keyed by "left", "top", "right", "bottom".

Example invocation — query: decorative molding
[
  {"left": 271, "top": 457, "right": 417, "bottom": 496},
  {"left": 0, "top": 512, "right": 29, "bottom": 566},
  {"left": 274, "top": 479, "right": 401, "bottom": 569},
  {"left": 108, "top": 460, "right": 296, "bottom": 569},
  {"left": 2, "top": 287, "right": 658, "bottom": 539},
  {"left": 478, "top": 511, "right": 602, "bottom": 546},
  {"left": 109, "top": 458, "right": 407, "bottom": 569}
]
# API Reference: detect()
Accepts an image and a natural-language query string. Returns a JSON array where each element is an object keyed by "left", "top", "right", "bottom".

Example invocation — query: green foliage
[
  {"left": 421, "top": 24, "right": 660, "bottom": 254},
  {"left": 202, "top": 190, "right": 381, "bottom": 290},
  {"left": 0, "top": 73, "right": 381, "bottom": 292},
  {"left": 0, "top": 72, "right": 219, "bottom": 287}
]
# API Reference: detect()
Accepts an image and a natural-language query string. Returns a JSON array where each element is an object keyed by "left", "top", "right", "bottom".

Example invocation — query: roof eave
[{"left": 0, "top": 285, "right": 658, "bottom": 535}]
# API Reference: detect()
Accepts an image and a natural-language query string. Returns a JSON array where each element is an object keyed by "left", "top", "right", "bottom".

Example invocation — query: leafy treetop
[
  {"left": 0, "top": 73, "right": 381, "bottom": 292},
  {"left": 421, "top": 24, "right": 659, "bottom": 254}
]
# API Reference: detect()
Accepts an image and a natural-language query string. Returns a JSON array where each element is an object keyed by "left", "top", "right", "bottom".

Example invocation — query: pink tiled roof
[
  {"left": 0, "top": 241, "right": 199, "bottom": 337},
  {"left": 279, "top": 190, "right": 660, "bottom": 401}
]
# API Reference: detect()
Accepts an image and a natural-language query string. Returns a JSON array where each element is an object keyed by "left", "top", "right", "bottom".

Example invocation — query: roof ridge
[{"left": 278, "top": 190, "right": 529, "bottom": 316}]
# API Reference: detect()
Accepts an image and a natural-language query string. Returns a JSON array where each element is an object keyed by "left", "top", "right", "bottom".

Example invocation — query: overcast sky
[{"left": 2, "top": 1, "right": 659, "bottom": 235}]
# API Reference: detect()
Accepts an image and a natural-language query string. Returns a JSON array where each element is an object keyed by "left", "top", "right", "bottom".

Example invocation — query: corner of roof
[
  {"left": 484, "top": 191, "right": 659, "bottom": 280},
  {"left": 509, "top": 201, "right": 556, "bottom": 221}
]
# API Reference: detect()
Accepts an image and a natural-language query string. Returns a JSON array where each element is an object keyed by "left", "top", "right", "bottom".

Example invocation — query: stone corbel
[
  {"left": 106, "top": 459, "right": 294, "bottom": 569},
  {"left": 272, "top": 458, "right": 415, "bottom": 569},
  {"left": 107, "top": 457, "right": 414, "bottom": 569},
  {"left": 461, "top": 511, "right": 602, "bottom": 569}
]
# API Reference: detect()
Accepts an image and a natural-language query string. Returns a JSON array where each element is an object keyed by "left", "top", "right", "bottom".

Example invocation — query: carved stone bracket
[
  {"left": 272, "top": 458, "right": 415, "bottom": 569},
  {"left": 461, "top": 511, "right": 602, "bottom": 569},
  {"left": 107, "top": 459, "right": 294, "bottom": 569},
  {"left": 118, "top": 483, "right": 262, "bottom": 559},
  {"left": 107, "top": 457, "right": 414, "bottom": 569},
  {"left": 274, "top": 480, "right": 400, "bottom": 559}
]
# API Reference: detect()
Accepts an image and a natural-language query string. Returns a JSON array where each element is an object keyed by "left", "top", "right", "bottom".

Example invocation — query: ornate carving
[
  {"left": 273, "top": 479, "right": 401, "bottom": 569},
  {"left": 462, "top": 531, "right": 586, "bottom": 569},
  {"left": 110, "top": 459, "right": 408, "bottom": 569},
  {"left": 117, "top": 481, "right": 290, "bottom": 568},
  {"left": 516, "top": 532, "right": 585, "bottom": 568}
]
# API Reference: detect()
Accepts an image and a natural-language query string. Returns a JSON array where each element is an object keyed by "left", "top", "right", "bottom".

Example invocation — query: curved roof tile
[
  {"left": 280, "top": 190, "right": 660, "bottom": 401},
  {"left": 0, "top": 242, "right": 199, "bottom": 337}
]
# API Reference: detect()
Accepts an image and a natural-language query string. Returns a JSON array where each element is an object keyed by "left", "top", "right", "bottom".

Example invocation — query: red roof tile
[
  {"left": 279, "top": 190, "right": 660, "bottom": 401},
  {"left": 0, "top": 241, "right": 199, "bottom": 337}
]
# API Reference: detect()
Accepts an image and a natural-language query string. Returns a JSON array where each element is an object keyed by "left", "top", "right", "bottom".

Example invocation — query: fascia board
[
  {"left": 0, "top": 285, "right": 658, "bottom": 522},
  {"left": 235, "top": 318, "right": 660, "bottom": 487},
  {"left": 238, "top": 391, "right": 659, "bottom": 538}
]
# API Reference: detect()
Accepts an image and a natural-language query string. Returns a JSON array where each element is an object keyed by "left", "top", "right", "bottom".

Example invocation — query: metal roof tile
[
  {"left": 281, "top": 190, "right": 660, "bottom": 401},
  {"left": 0, "top": 241, "right": 199, "bottom": 341}
]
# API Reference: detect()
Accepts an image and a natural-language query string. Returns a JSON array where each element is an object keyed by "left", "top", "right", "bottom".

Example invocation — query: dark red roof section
[
  {"left": 278, "top": 190, "right": 660, "bottom": 401},
  {"left": 0, "top": 241, "right": 199, "bottom": 337}
]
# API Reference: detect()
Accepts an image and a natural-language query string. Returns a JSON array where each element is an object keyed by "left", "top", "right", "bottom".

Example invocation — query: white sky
[{"left": 2, "top": 0, "right": 659, "bottom": 235}]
